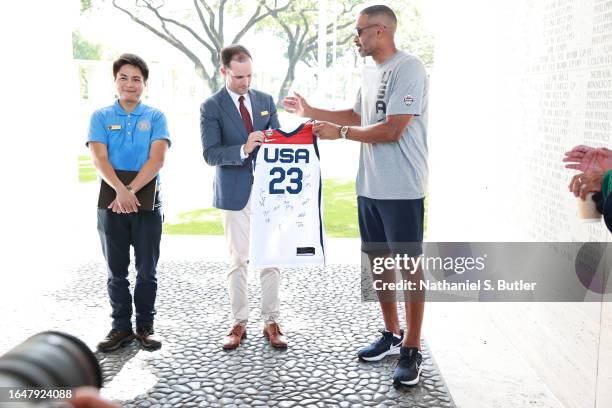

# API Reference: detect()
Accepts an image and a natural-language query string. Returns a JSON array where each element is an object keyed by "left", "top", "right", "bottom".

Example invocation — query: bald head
[{"left": 360, "top": 5, "right": 397, "bottom": 35}]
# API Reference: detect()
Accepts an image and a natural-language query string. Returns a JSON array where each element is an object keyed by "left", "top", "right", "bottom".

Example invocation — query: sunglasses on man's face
[{"left": 355, "top": 23, "right": 385, "bottom": 37}]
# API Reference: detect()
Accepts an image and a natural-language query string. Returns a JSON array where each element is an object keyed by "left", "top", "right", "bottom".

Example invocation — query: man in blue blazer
[{"left": 200, "top": 44, "right": 287, "bottom": 350}]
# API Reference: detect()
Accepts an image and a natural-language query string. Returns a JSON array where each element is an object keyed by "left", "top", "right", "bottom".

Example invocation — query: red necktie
[{"left": 238, "top": 95, "right": 253, "bottom": 134}]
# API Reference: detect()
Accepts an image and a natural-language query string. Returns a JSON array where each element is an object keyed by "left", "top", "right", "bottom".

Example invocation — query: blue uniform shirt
[{"left": 87, "top": 100, "right": 171, "bottom": 173}]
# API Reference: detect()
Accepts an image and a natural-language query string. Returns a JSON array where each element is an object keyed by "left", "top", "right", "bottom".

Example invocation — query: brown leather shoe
[
  {"left": 97, "top": 329, "right": 135, "bottom": 352},
  {"left": 263, "top": 323, "right": 288, "bottom": 348},
  {"left": 222, "top": 324, "right": 247, "bottom": 350},
  {"left": 136, "top": 327, "right": 162, "bottom": 351}
]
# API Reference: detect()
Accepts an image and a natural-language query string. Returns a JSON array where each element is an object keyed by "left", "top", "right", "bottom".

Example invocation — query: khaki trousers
[{"left": 220, "top": 196, "right": 281, "bottom": 325}]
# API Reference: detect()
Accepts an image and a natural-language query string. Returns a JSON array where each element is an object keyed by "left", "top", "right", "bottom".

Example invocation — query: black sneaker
[
  {"left": 393, "top": 347, "right": 422, "bottom": 386},
  {"left": 136, "top": 327, "right": 162, "bottom": 351},
  {"left": 97, "top": 329, "right": 135, "bottom": 352},
  {"left": 357, "top": 329, "right": 403, "bottom": 361}
]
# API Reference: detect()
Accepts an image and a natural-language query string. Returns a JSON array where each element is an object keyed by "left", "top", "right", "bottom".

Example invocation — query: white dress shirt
[{"left": 226, "top": 86, "right": 253, "bottom": 160}]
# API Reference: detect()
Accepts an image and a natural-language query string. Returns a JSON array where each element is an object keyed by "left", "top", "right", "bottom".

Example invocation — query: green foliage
[
  {"left": 80, "top": 0, "right": 92, "bottom": 13},
  {"left": 260, "top": 0, "right": 359, "bottom": 63},
  {"left": 259, "top": 0, "right": 433, "bottom": 66},
  {"left": 72, "top": 31, "right": 102, "bottom": 60},
  {"left": 78, "top": 155, "right": 97, "bottom": 183},
  {"left": 227, "top": 1, "right": 247, "bottom": 17},
  {"left": 257, "top": 0, "right": 434, "bottom": 101},
  {"left": 392, "top": 3, "right": 435, "bottom": 67}
]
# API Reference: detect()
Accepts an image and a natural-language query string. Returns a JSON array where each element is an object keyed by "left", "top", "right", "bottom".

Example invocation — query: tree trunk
[
  {"left": 277, "top": 56, "right": 298, "bottom": 106},
  {"left": 199, "top": 65, "right": 222, "bottom": 94},
  {"left": 276, "top": 44, "right": 304, "bottom": 107},
  {"left": 211, "top": 69, "right": 222, "bottom": 92}
]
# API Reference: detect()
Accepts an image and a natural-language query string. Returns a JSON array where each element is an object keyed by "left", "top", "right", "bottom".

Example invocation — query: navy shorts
[{"left": 357, "top": 196, "right": 424, "bottom": 256}]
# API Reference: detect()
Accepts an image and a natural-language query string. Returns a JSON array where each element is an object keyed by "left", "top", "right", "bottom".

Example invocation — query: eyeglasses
[{"left": 355, "top": 23, "right": 385, "bottom": 37}]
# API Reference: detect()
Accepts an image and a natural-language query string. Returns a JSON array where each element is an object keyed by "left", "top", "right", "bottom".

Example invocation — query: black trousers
[{"left": 97, "top": 208, "right": 162, "bottom": 330}]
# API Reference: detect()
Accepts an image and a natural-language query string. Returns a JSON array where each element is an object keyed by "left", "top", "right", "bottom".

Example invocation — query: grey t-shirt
[{"left": 354, "top": 50, "right": 428, "bottom": 200}]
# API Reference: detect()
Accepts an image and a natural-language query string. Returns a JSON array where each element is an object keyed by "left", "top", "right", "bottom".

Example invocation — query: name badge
[
  {"left": 260, "top": 111, "right": 269, "bottom": 116},
  {"left": 108, "top": 124, "right": 121, "bottom": 130}
]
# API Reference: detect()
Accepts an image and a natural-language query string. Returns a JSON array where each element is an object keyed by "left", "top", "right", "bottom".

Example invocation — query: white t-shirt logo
[{"left": 403, "top": 95, "right": 414, "bottom": 106}]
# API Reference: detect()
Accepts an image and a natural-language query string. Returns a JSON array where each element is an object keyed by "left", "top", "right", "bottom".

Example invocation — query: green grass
[
  {"left": 164, "top": 179, "right": 360, "bottom": 237},
  {"left": 163, "top": 208, "right": 225, "bottom": 235},
  {"left": 322, "top": 179, "right": 359, "bottom": 237},
  {"left": 79, "top": 155, "right": 97, "bottom": 182}
]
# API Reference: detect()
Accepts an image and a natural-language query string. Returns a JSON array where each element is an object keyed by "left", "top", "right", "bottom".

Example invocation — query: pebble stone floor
[{"left": 5, "top": 261, "right": 456, "bottom": 407}]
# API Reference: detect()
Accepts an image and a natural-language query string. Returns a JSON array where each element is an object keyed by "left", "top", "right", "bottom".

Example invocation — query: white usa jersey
[{"left": 249, "top": 122, "right": 326, "bottom": 268}]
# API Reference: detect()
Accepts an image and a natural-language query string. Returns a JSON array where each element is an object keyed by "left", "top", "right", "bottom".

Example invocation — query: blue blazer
[{"left": 200, "top": 88, "right": 280, "bottom": 210}]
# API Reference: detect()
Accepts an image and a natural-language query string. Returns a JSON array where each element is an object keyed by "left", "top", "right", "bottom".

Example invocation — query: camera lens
[{"left": 0, "top": 331, "right": 101, "bottom": 389}]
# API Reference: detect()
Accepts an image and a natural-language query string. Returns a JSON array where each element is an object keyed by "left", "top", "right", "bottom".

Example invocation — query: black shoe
[
  {"left": 136, "top": 327, "right": 162, "bottom": 351},
  {"left": 393, "top": 347, "right": 422, "bottom": 386},
  {"left": 357, "top": 329, "right": 404, "bottom": 361},
  {"left": 97, "top": 329, "right": 135, "bottom": 352}
]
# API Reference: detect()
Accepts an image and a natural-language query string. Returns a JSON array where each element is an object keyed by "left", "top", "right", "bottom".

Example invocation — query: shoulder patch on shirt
[
  {"left": 137, "top": 120, "right": 151, "bottom": 131},
  {"left": 403, "top": 95, "right": 414, "bottom": 106}
]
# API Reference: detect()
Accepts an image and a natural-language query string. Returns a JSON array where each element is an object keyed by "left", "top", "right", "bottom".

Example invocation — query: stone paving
[{"left": 3, "top": 261, "right": 455, "bottom": 407}]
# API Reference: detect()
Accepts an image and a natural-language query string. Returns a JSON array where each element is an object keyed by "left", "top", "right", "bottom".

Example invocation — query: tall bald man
[
  {"left": 201, "top": 45, "right": 287, "bottom": 350},
  {"left": 283, "top": 5, "right": 428, "bottom": 386}
]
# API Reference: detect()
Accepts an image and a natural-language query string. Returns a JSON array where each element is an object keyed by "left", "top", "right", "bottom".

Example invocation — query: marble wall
[{"left": 427, "top": 0, "right": 612, "bottom": 406}]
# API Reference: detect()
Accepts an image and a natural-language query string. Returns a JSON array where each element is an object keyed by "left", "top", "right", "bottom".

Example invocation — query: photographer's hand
[{"left": 70, "top": 387, "right": 119, "bottom": 408}]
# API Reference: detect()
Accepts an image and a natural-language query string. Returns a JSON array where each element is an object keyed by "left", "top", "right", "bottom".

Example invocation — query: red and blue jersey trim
[{"left": 262, "top": 122, "right": 314, "bottom": 145}]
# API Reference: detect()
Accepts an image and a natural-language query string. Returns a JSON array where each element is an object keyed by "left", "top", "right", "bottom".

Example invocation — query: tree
[
  {"left": 111, "top": 0, "right": 290, "bottom": 92},
  {"left": 262, "top": 0, "right": 434, "bottom": 102},
  {"left": 73, "top": 30, "right": 103, "bottom": 60},
  {"left": 105, "top": 0, "right": 434, "bottom": 100},
  {"left": 391, "top": 2, "right": 434, "bottom": 67},
  {"left": 260, "top": 0, "right": 360, "bottom": 103}
]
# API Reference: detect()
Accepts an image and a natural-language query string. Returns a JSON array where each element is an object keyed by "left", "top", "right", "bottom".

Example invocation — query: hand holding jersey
[
  {"left": 243, "top": 130, "right": 264, "bottom": 154},
  {"left": 312, "top": 121, "right": 341, "bottom": 140}
]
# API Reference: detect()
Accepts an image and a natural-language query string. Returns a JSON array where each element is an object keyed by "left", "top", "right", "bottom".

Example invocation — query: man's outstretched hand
[
  {"left": 563, "top": 145, "right": 612, "bottom": 173},
  {"left": 282, "top": 92, "right": 310, "bottom": 117}
]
